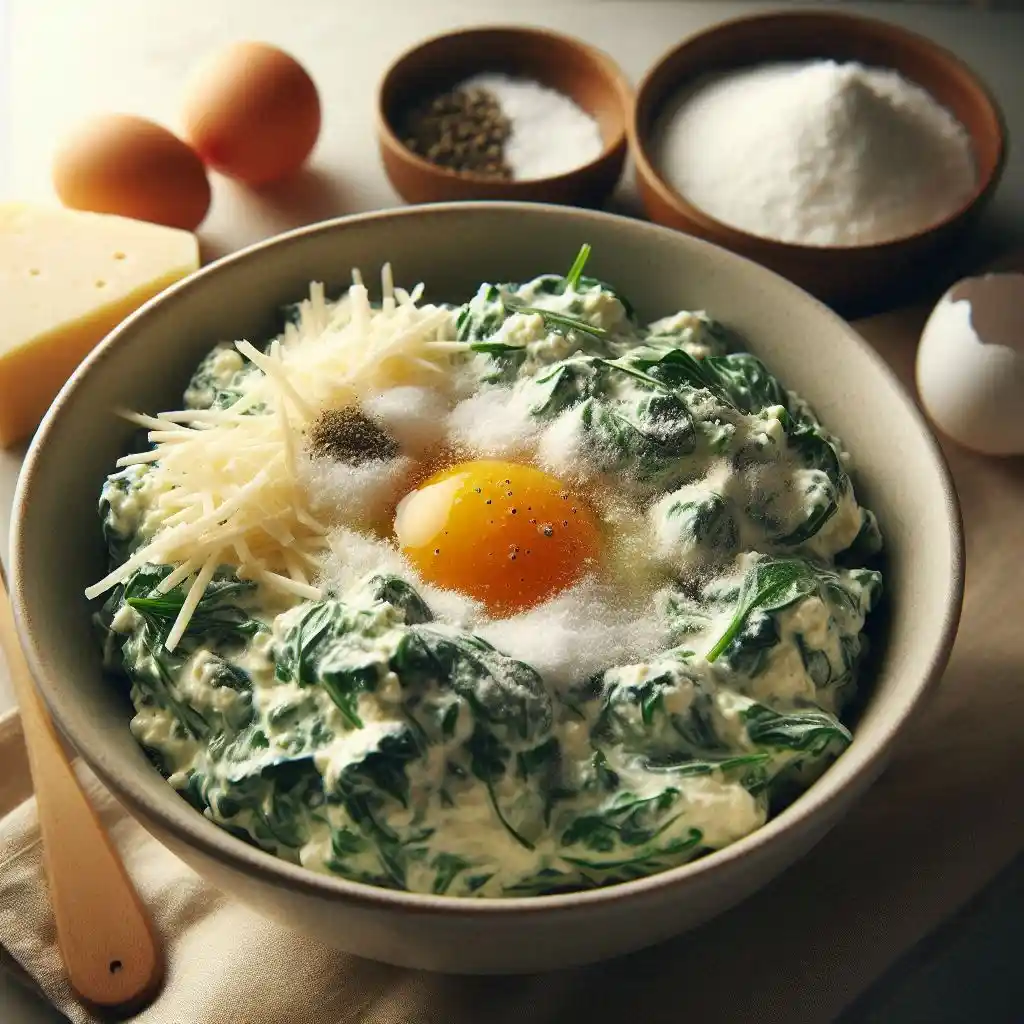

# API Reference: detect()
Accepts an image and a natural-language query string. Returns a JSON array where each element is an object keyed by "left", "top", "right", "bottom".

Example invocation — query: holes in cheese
[{"left": 0, "top": 203, "right": 199, "bottom": 447}]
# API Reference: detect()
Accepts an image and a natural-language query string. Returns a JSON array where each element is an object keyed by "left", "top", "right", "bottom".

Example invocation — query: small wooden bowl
[
  {"left": 377, "top": 26, "right": 631, "bottom": 208},
  {"left": 630, "top": 11, "right": 1007, "bottom": 315}
]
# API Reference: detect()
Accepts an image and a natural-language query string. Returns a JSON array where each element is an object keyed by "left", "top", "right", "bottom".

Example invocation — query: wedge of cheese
[{"left": 0, "top": 203, "right": 199, "bottom": 447}]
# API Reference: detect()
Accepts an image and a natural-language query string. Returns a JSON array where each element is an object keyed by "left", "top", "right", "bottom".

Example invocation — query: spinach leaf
[
  {"left": 743, "top": 703, "right": 852, "bottom": 755},
  {"left": 366, "top": 574, "right": 433, "bottom": 624},
  {"left": 468, "top": 341, "right": 525, "bottom": 356},
  {"left": 98, "top": 466, "right": 152, "bottom": 562},
  {"left": 125, "top": 568, "right": 262, "bottom": 647},
  {"left": 837, "top": 508, "right": 884, "bottom": 564},
  {"left": 393, "top": 624, "right": 552, "bottom": 741},
  {"left": 758, "top": 413, "right": 858, "bottom": 548},
  {"left": 184, "top": 341, "right": 258, "bottom": 412},
  {"left": 431, "top": 852, "right": 472, "bottom": 896},
  {"left": 561, "top": 789, "right": 684, "bottom": 852},
  {"left": 588, "top": 662, "right": 765, "bottom": 791},
  {"left": 502, "top": 296, "right": 609, "bottom": 341},
  {"left": 525, "top": 357, "right": 600, "bottom": 417},
  {"left": 605, "top": 674, "right": 765, "bottom": 793},
  {"left": 464, "top": 726, "right": 534, "bottom": 850},
  {"left": 249, "top": 791, "right": 312, "bottom": 849},
  {"left": 455, "top": 283, "right": 505, "bottom": 343},
  {"left": 104, "top": 565, "right": 265, "bottom": 740},
  {"left": 785, "top": 419, "right": 847, "bottom": 489},
  {"left": 194, "top": 755, "right": 325, "bottom": 856},
  {"left": 642, "top": 751, "right": 771, "bottom": 776},
  {"left": 577, "top": 391, "right": 696, "bottom": 489},
  {"left": 607, "top": 347, "right": 738, "bottom": 410},
  {"left": 796, "top": 636, "right": 834, "bottom": 688},
  {"left": 845, "top": 566, "right": 884, "bottom": 610},
  {"left": 720, "top": 611, "right": 779, "bottom": 678},
  {"left": 599, "top": 392, "right": 696, "bottom": 457},
  {"left": 660, "top": 588, "right": 714, "bottom": 642},
  {"left": 275, "top": 600, "right": 393, "bottom": 729},
  {"left": 522, "top": 245, "right": 637, "bottom": 322},
  {"left": 502, "top": 867, "right": 580, "bottom": 897},
  {"left": 662, "top": 492, "right": 738, "bottom": 552},
  {"left": 516, "top": 736, "right": 566, "bottom": 826},
  {"left": 558, "top": 789, "right": 705, "bottom": 884},
  {"left": 591, "top": 667, "right": 688, "bottom": 753},
  {"left": 391, "top": 623, "right": 556, "bottom": 854},
  {"left": 331, "top": 826, "right": 368, "bottom": 859},
  {"left": 122, "top": 627, "right": 210, "bottom": 739},
  {"left": 564, "top": 243, "right": 592, "bottom": 290},
  {"left": 775, "top": 480, "right": 839, "bottom": 547},
  {"left": 706, "top": 558, "right": 819, "bottom": 662},
  {"left": 561, "top": 827, "right": 704, "bottom": 883},
  {"left": 589, "top": 748, "right": 620, "bottom": 792},
  {"left": 338, "top": 726, "right": 419, "bottom": 808},
  {"left": 333, "top": 725, "right": 425, "bottom": 887},
  {"left": 703, "top": 353, "right": 789, "bottom": 415}
]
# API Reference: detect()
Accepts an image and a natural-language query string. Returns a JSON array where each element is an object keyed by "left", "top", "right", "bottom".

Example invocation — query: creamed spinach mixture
[{"left": 95, "top": 251, "right": 883, "bottom": 898}]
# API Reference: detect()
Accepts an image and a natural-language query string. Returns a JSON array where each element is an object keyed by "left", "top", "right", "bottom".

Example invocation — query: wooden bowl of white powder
[
  {"left": 630, "top": 10, "right": 1006, "bottom": 315},
  {"left": 377, "top": 26, "right": 631, "bottom": 208}
]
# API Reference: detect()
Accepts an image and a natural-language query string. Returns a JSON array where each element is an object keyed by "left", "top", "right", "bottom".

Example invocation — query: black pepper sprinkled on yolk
[{"left": 393, "top": 459, "right": 602, "bottom": 614}]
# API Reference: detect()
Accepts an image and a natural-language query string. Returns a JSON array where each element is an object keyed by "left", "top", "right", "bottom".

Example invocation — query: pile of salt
[{"left": 652, "top": 59, "right": 977, "bottom": 247}]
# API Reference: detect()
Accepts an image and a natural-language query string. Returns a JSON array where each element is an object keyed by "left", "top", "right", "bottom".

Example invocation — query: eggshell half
[{"left": 916, "top": 273, "right": 1024, "bottom": 456}]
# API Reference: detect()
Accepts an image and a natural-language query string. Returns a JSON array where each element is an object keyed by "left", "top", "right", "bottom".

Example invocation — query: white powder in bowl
[
  {"left": 461, "top": 72, "right": 605, "bottom": 180},
  {"left": 652, "top": 59, "right": 978, "bottom": 246}
]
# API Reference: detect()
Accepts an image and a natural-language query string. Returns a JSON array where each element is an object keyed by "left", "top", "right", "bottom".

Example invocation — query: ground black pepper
[
  {"left": 400, "top": 86, "right": 512, "bottom": 179},
  {"left": 305, "top": 408, "right": 399, "bottom": 464}
]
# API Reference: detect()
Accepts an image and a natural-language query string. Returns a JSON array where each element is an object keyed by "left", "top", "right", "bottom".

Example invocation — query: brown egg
[
  {"left": 180, "top": 41, "right": 321, "bottom": 186},
  {"left": 52, "top": 113, "right": 211, "bottom": 231}
]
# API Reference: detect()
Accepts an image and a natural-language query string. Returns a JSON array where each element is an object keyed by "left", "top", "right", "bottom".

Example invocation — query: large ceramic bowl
[{"left": 11, "top": 204, "right": 963, "bottom": 974}]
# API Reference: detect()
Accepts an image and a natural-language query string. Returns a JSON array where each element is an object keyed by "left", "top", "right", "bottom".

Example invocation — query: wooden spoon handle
[{"left": 0, "top": 573, "right": 163, "bottom": 1011}]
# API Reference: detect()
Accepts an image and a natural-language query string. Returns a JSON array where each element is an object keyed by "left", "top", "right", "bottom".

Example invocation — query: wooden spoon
[{"left": 0, "top": 566, "right": 164, "bottom": 1012}]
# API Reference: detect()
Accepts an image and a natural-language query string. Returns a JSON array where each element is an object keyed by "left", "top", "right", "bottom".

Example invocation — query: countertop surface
[{"left": 2, "top": 2, "right": 1023, "bottom": 1021}]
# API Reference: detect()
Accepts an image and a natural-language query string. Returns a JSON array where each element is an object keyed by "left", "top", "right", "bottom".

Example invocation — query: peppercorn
[
  {"left": 399, "top": 85, "right": 513, "bottom": 180},
  {"left": 305, "top": 408, "right": 399, "bottom": 464}
]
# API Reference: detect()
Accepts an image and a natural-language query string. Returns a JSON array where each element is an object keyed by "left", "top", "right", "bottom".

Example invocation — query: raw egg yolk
[{"left": 394, "top": 460, "right": 602, "bottom": 614}]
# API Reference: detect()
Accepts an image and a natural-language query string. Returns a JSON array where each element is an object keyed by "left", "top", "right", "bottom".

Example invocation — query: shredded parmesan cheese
[
  {"left": 165, "top": 551, "right": 221, "bottom": 652},
  {"left": 87, "top": 265, "right": 459, "bottom": 647}
]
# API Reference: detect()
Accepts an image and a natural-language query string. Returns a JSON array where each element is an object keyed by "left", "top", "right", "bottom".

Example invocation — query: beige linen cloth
[{"left": 1, "top": 307, "right": 1023, "bottom": 1024}]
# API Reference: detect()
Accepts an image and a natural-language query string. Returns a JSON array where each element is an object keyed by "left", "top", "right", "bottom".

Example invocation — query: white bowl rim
[{"left": 11, "top": 201, "right": 965, "bottom": 918}]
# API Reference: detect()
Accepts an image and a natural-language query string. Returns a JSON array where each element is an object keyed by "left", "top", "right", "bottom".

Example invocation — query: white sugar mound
[
  {"left": 319, "top": 528, "right": 408, "bottom": 592},
  {"left": 299, "top": 455, "right": 416, "bottom": 528},
  {"left": 477, "top": 577, "right": 669, "bottom": 690},
  {"left": 536, "top": 406, "right": 589, "bottom": 481},
  {"left": 461, "top": 72, "right": 604, "bottom": 181},
  {"left": 446, "top": 388, "right": 541, "bottom": 458},
  {"left": 362, "top": 386, "right": 451, "bottom": 455},
  {"left": 653, "top": 60, "right": 976, "bottom": 246},
  {"left": 319, "top": 528, "right": 484, "bottom": 627}
]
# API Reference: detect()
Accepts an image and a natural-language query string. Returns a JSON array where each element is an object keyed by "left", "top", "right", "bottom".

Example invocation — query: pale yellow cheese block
[{"left": 0, "top": 203, "right": 199, "bottom": 447}]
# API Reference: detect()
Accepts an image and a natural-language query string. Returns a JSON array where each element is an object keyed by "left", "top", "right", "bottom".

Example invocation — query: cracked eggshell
[{"left": 916, "top": 272, "right": 1024, "bottom": 456}]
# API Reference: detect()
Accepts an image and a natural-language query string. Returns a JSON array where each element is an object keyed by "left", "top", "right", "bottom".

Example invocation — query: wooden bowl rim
[
  {"left": 628, "top": 8, "right": 1009, "bottom": 255},
  {"left": 376, "top": 23, "right": 633, "bottom": 191}
]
